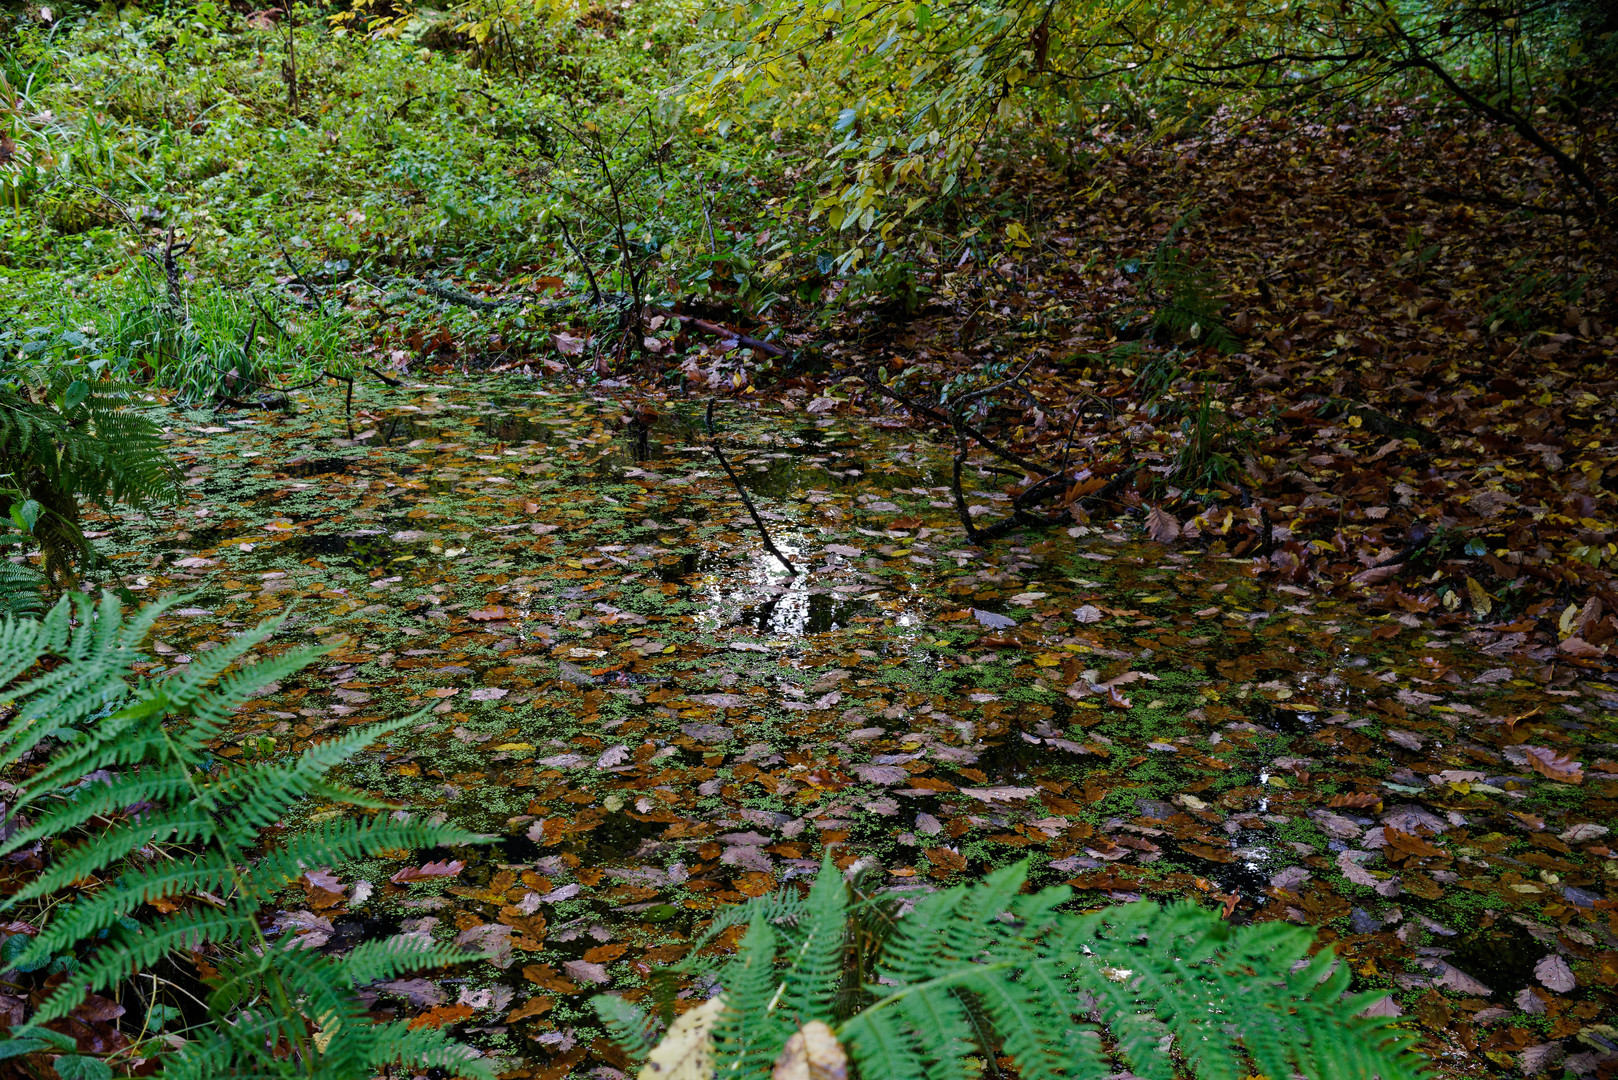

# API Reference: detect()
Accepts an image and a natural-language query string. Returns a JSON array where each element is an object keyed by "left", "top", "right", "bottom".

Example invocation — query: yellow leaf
[
  {"left": 1465, "top": 576, "right": 1492, "bottom": 618},
  {"left": 1559, "top": 603, "right": 1579, "bottom": 639},
  {"left": 639, "top": 995, "right": 725, "bottom": 1080}
]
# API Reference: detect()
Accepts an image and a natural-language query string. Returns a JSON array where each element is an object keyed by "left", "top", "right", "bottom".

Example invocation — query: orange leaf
[
  {"left": 1384, "top": 828, "right": 1444, "bottom": 861},
  {"left": 522, "top": 964, "right": 580, "bottom": 993},
  {"left": 506, "top": 995, "right": 554, "bottom": 1022},
  {"left": 407, "top": 1003, "right": 476, "bottom": 1030}
]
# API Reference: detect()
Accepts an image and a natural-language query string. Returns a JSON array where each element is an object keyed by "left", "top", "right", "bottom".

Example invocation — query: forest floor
[
  {"left": 8, "top": 13, "right": 1618, "bottom": 1072},
  {"left": 76, "top": 362, "right": 1618, "bottom": 1079}
]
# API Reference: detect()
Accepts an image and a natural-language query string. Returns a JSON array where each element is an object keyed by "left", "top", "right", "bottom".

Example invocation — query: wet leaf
[
  {"left": 390, "top": 860, "right": 466, "bottom": 884},
  {"left": 1522, "top": 746, "right": 1584, "bottom": 785},
  {"left": 1535, "top": 954, "right": 1576, "bottom": 993},
  {"left": 772, "top": 1021, "right": 848, "bottom": 1080},
  {"left": 1145, "top": 506, "right": 1181, "bottom": 543}
]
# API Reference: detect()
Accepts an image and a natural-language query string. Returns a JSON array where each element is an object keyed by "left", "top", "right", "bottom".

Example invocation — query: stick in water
[{"left": 704, "top": 399, "right": 799, "bottom": 575}]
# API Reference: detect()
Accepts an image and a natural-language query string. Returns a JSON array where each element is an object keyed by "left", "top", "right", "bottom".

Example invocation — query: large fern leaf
[
  {"left": 599, "top": 856, "right": 1429, "bottom": 1080},
  {"left": 0, "top": 593, "right": 491, "bottom": 1077}
]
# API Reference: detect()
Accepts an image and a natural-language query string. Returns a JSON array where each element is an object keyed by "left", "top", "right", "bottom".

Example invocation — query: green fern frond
[
  {"left": 0, "top": 561, "right": 46, "bottom": 617},
  {"left": 0, "top": 770, "right": 193, "bottom": 853},
  {"left": 208, "top": 716, "right": 419, "bottom": 838},
  {"left": 333, "top": 934, "right": 479, "bottom": 987},
  {"left": 44, "top": 906, "right": 249, "bottom": 1013},
  {"left": 5, "top": 804, "right": 216, "bottom": 903},
  {"left": 777, "top": 851, "right": 847, "bottom": 1023},
  {"left": 18, "top": 852, "right": 243, "bottom": 970},
  {"left": 367, "top": 1022, "right": 498, "bottom": 1079},
  {"left": 712, "top": 914, "right": 789, "bottom": 1080},
  {"left": 249, "top": 816, "right": 486, "bottom": 891},
  {"left": 607, "top": 858, "right": 1430, "bottom": 1080},
  {"left": 0, "top": 592, "right": 490, "bottom": 1075},
  {"left": 592, "top": 995, "right": 661, "bottom": 1061}
]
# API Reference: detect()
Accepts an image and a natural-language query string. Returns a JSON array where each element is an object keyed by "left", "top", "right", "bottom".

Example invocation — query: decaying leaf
[
  {"left": 1534, "top": 954, "right": 1576, "bottom": 993},
  {"left": 391, "top": 860, "right": 466, "bottom": 883},
  {"left": 639, "top": 994, "right": 725, "bottom": 1080},
  {"left": 1521, "top": 746, "right": 1583, "bottom": 785},
  {"left": 772, "top": 1021, "right": 848, "bottom": 1080},
  {"left": 1145, "top": 505, "right": 1181, "bottom": 543}
]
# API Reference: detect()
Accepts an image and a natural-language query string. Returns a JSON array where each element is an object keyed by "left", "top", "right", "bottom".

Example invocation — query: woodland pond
[{"left": 84, "top": 375, "right": 1618, "bottom": 1077}]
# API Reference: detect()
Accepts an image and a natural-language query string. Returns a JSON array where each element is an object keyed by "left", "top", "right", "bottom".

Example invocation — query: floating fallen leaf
[
  {"left": 563, "top": 959, "right": 611, "bottom": 985},
  {"left": 375, "top": 978, "right": 447, "bottom": 1008},
  {"left": 971, "top": 608, "right": 1017, "bottom": 629},
  {"left": 959, "top": 786, "right": 1039, "bottom": 803},
  {"left": 1522, "top": 746, "right": 1583, "bottom": 784},
  {"left": 407, "top": 1003, "right": 476, "bottom": 1030},
  {"left": 506, "top": 995, "right": 553, "bottom": 1022},
  {"left": 391, "top": 860, "right": 466, "bottom": 884},
  {"left": 1534, "top": 954, "right": 1576, "bottom": 993}
]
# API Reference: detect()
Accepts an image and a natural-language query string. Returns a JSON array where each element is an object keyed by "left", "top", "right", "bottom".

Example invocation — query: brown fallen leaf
[
  {"left": 390, "top": 859, "right": 466, "bottom": 884},
  {"left": 1522, "top": 746, "right": 1583, "bottom": 785},
  {"left": 1383, "top": 828, "right": 1444, "bottom": 861},
  {"left": 522, "top": 964, "right": 580, "bottom": 994},
  {"left": 772, "top": 1021, "right": 848, "bottom": 1080},
  {"left": 1352, "top": 563, "right": 1404, "bottom": 586},
  {"left": 1145, "top": 505, "right": 1181, "bottom": 543},
  {"left": 1557, "top": 636, "right": 1604, "bottom": 657},
  {"left": 406, "top": 1002, "right": 476, "bottom": 1030},
  {"left": 506, "top": 995, "right": 554, "bottom": 1023},
  {"left": 1534, "top": 954, "right": 1576, "bottom": 993}
]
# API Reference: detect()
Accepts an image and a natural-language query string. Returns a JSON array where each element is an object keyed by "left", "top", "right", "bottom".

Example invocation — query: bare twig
[
  {"left": 557, "top": 220, "right": 604, "bottom": 307},
  {"left": 364, "top": 364, "right": 404, "bottom": 388},
  {"left": 951, "top": 443, "right": 983, "bottom": 546},
  {"left": 277, "top": 241, "right": 334, "bottom": 318},
  {"left": 704, "top": 399, "right": 798, "bottom": 575},
  {"left": 858, "top": 367, "right": 1054, "bottom": 477},
  {"left": 141, "top": 226, "right": 192, "bottom": 311}
]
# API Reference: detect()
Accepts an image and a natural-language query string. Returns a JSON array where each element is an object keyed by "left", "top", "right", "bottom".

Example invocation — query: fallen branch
[
  {"left": 704, "top": 399, "right": 798, "bottom": 575},
  {"left": 858, "top": 367, "right": 1054, "bottom": 477},
  {"left": 682, "top": 318, "right": 791, "bottom": 360},
  {"left": 950, "top": 444, "right": 983, "bottom": 546}
]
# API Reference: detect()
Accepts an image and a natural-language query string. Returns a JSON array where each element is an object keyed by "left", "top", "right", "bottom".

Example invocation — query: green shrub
[
  {"left": 595, "top": 855, "right": 1425, "bottom": 1080},
  {"left": 0, "top": 592, "right": 492, "bottom": 1080}
]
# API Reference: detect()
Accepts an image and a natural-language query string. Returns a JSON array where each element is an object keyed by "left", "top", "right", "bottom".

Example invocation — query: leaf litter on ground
[{"left": 68, "top": 370, "right": 1618, "bottom": 1080}]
